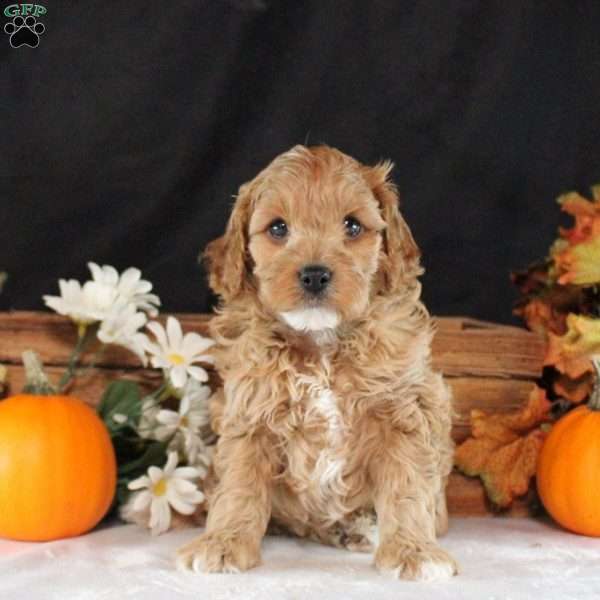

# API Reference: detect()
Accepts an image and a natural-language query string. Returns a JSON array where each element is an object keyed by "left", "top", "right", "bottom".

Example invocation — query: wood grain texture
[
  {"left": 0, "top": 311, "right": 545, "bottom": 373},
  {"left": 0, "top": 311, "right": 545, "bottom": 516},
  {"left": 450, "top": 377, "right": 536, "bottom": 443},
  {"left": 2, "top": 364, "right": 532, "bottom": 445},
  {"left": 445, "top": 472, "right": 530, "bottom": 516},
  {"left": 431, "top": 317, "right": 546, "bottom": 378},
  {"left": 0, "top": 311, "right": 211, "bottom": 367}
]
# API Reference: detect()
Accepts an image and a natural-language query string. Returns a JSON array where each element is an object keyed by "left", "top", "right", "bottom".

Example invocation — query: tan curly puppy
[{"left": 177, "top": 145, "right": 458, "bottom": 581}]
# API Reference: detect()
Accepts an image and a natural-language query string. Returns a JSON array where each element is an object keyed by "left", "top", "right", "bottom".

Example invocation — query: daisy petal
[
  {"left": 87, "top": 262, "right": 103, "bottom": 281},
  {"left": 143, "top": 292, "right": 161, "bottom": 305},
  {"left": 154, "top": 424, "right": 176, "bottom": 441},
  {"left": 170, "top": 365, "right": 187, "bottom": 388},
  {"left": 187, "top": 366, "right": 209, "bottom": 382},
  {"left": 148, "top": 466, "right": 163, "bottom": 484},
  {"left": 173, "top": 467, "right": 202, "bottom": 482},
  {"left": 147, "top": 321, "right": 169, "bottom": 352},
  {"left": 156, "top": 409, "right": 180, "bottom": 426},
  {"left": 119, "top": 267, "right": 141, "bottom": 290},
  {"left": 195, "top": 354, "right": 216, "bottom": 365},
  {"left": 150, "top": 497, "right": 171, "bottom": 535},
  {"left": 171, "top": 480, "right": 200, "bottom": 497},
  {"left": 182, "top": 332, "right": 215, "bottom": 357},
  {"left": 128, "top": 475, "right": 151, "bottom": 490},
  {"left": 166, "top": 490, "right": 197, "bottom": 515},
  {"left": 164, "top": 451, "right": 179, "bottom": 475},
  {"left": 150, "top": 356, "right": 170, "bottom": 369},
  {"left": 131, "top": 490, "right": 152, "bottom": 512},
  {"left": 166, "top": 316, "right": 184, "bottom": 349}
]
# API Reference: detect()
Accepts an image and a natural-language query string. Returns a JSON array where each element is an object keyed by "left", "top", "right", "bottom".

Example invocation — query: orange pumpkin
[
  {"left": 537, "top": 403, "right": 600, "bottom": 536},
  {"left": 0, "top": 394, "right": 117, "bottom": 541}
]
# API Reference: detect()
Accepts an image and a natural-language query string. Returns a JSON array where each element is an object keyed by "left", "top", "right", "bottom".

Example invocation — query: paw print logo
[{"left": 4, "top": 15, "right": 45, "bottom": 48}]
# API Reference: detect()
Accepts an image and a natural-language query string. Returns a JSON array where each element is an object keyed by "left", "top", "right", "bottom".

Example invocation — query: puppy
[{"left": 177, "top": 145, "right": 458, "bottom": 581}]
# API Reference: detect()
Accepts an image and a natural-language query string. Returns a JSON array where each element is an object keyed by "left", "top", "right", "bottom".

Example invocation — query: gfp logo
[{"left": 4, "top": 4, "right": 46, "bottom": 48}]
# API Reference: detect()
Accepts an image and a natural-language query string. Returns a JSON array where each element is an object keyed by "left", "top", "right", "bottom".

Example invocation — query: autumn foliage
[
  {"left": 455, "top": 386, "right": 551, "bottom": 508},
  {"left": 514, "top": 186, "right": 600, "bottom": 400},
  {"left": 456, "top": 184, "right": 600, "bottom": 508}
]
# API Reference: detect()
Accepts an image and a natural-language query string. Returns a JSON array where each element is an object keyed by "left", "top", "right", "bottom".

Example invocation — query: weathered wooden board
[
  {"left": 0, "top": 312, "right": 545, "bottom": 376},
  {"left": 0, "top": 311, "right": 211, "bottom": 367},
  {"left": 0, "top": 310, "right": 544, "bottom": 517},
  {"left": 2, "top": 364, "right": 533, "bottom": 445},
  {"left": 431, "top": 317, "right": 546, "bottom": 378}
]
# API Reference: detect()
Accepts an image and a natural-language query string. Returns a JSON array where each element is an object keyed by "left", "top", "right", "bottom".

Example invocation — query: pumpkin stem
[
  {"left": 589, "top": 357, "right": 600, "bottom": 411},
  {"left": 22, "top": 350, "right": 57, "bottom": 395}
]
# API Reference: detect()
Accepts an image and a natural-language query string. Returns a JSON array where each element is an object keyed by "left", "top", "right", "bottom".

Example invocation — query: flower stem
[
  {"left": 588, "top": 358, "right": 600, "bottom": 411},
  {"left": 144, "top": 382, "right": 172, "bottom": 403},
  {"left": 74, "top": 344, "right": 107, "bottom": 380},
  {"left": 57, "top": 324, "right": 91, "bottom": 392},
  {"left": 22, "top": 350, "right": 57, "bottom": 395},
  {"left": 158, "top": 383, "right": 175, "bottom": 402}
]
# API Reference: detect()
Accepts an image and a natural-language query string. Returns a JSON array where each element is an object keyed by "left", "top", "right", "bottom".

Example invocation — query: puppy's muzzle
[{"left": 298, "top": 264, "right": 332, "bottom": 296}]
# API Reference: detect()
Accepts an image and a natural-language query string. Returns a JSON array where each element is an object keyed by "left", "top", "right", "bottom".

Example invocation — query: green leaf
[
  {"left": 118, "top": 439, "right": 169, "bottom": 476},
  {"left": 114, "top": 439, "right": 169, "bottom": 508},
  {"left": 98, "top": 380, "right": 142, "bottom": 434},
  {"left": 116, "top": 482, "right": 131, "bottom": 507}
]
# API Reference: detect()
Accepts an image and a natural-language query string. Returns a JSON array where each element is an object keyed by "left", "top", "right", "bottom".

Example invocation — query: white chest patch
[
  {"left": 299, "top": 375, "right": 347, "bottom": 495},
  {"left": 280, "top": 307, "right": 340, "bottom": 332}
]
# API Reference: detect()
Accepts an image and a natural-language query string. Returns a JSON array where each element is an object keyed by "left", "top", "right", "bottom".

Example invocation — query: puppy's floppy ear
[
  {"left": 364, "top": 161, "right": 422, "bottom": 292},
  {"left": 202, "top": 182, "right": 254, "bottom": 302}
]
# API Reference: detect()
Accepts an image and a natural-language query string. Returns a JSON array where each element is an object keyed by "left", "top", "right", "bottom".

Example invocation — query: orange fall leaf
[{"left": 454, "top": 386, "right": 552, "bottom": 508}]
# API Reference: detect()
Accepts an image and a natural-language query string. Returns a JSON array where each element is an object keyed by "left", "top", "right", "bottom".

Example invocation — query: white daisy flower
[
  {"left": 169, "top": 432, "right": 212, "bottom": 478},
  {"left": 45, "top": 263, "right": 160, "bottom": 337},
  {"left": 143, "top": 316, "right": 214, "bottom": 389},
  {"left": 126, "top": 451, "right": 205, "bottom": 536},
  {"left": 154, "top": 382, "right": 212, "bottom": 472},
  {"left": 97, "top": 301, "right": 149, "bottom": 365},
  {"left": 43, "top": 278, "right": 118, "bottom": 325},
  {"left": 154, "top": 383, "right": 211, "bottom": 441},
  {"left": 136, "top": 397, "right": 162, "bottom": 439},
  {"left": 88, "top": 262, "right": 161, "bottom": 317}
]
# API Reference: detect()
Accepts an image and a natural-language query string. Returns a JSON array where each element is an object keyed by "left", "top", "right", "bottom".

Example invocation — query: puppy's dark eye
[
  {"left": 268, "top": 219, "right": 288, "bottom": 240},
  {"left": 343, "top": 216, "right": 362, "bottom": 238}
]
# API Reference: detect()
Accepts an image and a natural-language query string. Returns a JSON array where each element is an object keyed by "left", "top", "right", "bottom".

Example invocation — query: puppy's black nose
[{"left": 298, "top": 264, "right": 332, "bottom": 295}]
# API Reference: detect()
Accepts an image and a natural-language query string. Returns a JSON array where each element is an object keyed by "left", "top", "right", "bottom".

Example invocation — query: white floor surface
[{"left": 1, "top": 516, "right": 599, "bottom": 599}]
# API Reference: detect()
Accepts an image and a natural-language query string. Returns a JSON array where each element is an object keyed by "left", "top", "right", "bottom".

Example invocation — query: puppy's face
[
  {"left": 246, "top": 150, "right": 386, "bottom": 329},
  {"left": 205, "top": 145, "right": 420, "bottom": 332}
]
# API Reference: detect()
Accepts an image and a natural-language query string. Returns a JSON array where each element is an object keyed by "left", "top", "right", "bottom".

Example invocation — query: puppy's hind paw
[
  {"left": 176, "top": 531, "right": 261, "bottom": 574},
  {"left": 375, "top": 539, "right": 458, "bottom": 581}
]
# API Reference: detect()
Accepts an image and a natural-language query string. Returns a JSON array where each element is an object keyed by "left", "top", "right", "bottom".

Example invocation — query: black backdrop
[{"left": 2, "top": 1, "right": 600, "bottom": 323}]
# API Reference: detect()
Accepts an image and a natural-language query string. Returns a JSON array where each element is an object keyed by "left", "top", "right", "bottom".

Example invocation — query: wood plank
[
  {"left": 0, "top": 311, "right": 545, "bottom": 379},
  {"left": 431, "top": 319, "right": 546, "bottom": 379},
  {"left": 0, "top": 311, "right": 211, "bottom": 368},
  {"left": 3, "top": 364, "right": 533, "bottom": 444},
  {"left": 1, "top": 311, "right": 542, "bottom": 443},
  {"left": 449, "top": 377, "right": 535, "bottom": 443},
  {"left": 446, "top": 471, "right": 529, "bottom": 516}
]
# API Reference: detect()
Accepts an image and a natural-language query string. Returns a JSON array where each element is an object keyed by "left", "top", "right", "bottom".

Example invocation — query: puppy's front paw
[
  {"left": 375, "top": 538, "right": 458, "bottom": 581},
  {"left": 176, "top": 531, "right": 261, "bottom": 573}
]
